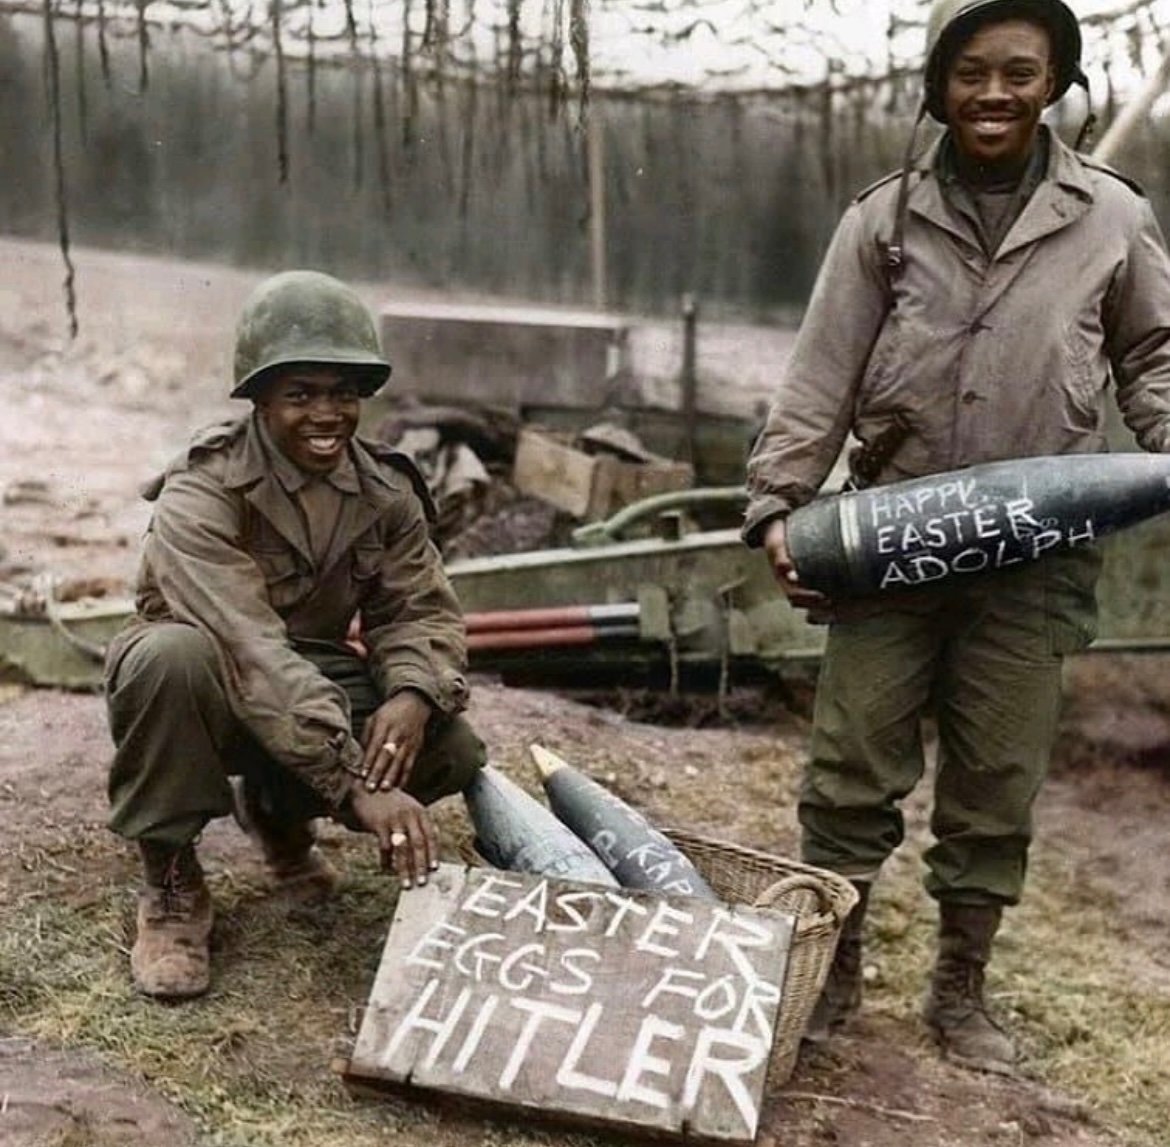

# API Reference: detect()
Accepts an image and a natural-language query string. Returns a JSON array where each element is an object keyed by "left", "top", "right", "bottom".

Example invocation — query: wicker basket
[{"left": 454, "top": 826, "right": 858, "bottom": 1087}]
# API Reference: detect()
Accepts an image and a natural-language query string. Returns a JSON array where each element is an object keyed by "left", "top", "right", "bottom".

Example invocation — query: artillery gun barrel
[
  {"left": 467, "top": 622, "right": 640, "bottom": 652},
  {"left": 785, "top": 453, "right": 1170, "bottom": 599},
  {"left": 465, "top": 603, "right": 640, "bottom": 633}
]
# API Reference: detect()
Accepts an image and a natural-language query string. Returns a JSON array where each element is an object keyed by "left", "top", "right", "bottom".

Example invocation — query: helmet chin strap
[
  {"left": 885, "top": 102, "right": 929, "bottom": 287},
  {"left": 1070, "top": 66, "right": 1097, "bottom": 152}
]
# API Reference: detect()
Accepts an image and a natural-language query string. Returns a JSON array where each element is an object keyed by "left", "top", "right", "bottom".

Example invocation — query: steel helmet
[
  {"left": 231, "top": 269, "right": 391, "bottom": 399},
  {"left": 922, "top": 0, "right": 1085, "bottom": 122}
]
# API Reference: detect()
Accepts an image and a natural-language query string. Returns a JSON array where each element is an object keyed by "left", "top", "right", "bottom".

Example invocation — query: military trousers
[
  {"left": 105, "top": 622, "right": 485, "bottom": 849},
  {"left": 799, "top": 549, "right": 1100, "bottom": 906}
]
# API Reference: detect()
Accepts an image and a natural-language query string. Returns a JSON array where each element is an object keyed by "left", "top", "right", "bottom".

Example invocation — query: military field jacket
[
  {"left": 744, "top": 129, "right": 1170, "bottom": 544},
  {"left": 109, "top": 414, "right": 470, "bottom": 806}
]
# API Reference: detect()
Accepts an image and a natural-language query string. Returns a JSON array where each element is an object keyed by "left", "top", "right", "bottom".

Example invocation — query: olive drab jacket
[
  {"left": 106, "top": 414, "right": 470, "bottom": 807},
  {"left": 744, "top": 128, "right": 1170, "bottom": 544}
]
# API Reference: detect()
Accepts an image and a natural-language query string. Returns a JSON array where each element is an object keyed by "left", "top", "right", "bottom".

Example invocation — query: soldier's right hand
[
  {"left": 762, "top": 517, "right": 834, "bottom": 614},
  {"left": 347, "top": 784, "right": 439, "bottom": 889}
]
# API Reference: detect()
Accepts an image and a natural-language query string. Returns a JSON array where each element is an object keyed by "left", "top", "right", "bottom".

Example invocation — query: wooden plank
[
  {"left": 345, "top": 863, "right": 796, "bottom": 1144},
  {"left": 512, "top": 429, "right": 599, "bottom": 518}
]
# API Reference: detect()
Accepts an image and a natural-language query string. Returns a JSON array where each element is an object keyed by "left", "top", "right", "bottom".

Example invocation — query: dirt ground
[{"left": 2, "top": 237, "right": 1169, "bottom": 1147}]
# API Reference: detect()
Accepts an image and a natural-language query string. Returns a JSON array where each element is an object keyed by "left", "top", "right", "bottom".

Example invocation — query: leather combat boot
[
  {"left": 132, "top": 842, "right": 213, "bottom": 999},
  {"left": 924, "top": 902, "right": 1017, "bottom": 1076},
  {"left": 231, "top": 778, "right": 340, "bottom": 903},
  {"left": 803, "top": 880, "right": 871, "bottom": 1044}
]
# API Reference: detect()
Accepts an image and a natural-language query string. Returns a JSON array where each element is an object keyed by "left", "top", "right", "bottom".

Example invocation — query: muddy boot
[
  {"left": 132, "top": 842, "right": 213, "bottom": 1000},
  {"left": 803, "top": 880, "right": 871, "bottom": 1044},
  {"left": 924, "top": 903, "right": 1017, "bottom": 1076},
  {"left": 231, "top": 779, "right": 340, "bottom": 904}
]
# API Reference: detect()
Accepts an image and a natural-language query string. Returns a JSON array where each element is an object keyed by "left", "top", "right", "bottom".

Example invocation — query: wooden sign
[{"left": 344, "top": 863, "right": 795, "bottom": 1144}]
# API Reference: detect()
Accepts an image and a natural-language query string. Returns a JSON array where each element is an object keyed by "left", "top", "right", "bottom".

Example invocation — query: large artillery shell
[
  {"left": 530, "top": 744, "right": 719, "bottom": 900},
  {"left": 786, "top": 453, "right": 1170, "bottom": 599},
  {"left": 462, "top": 765, "right": 619, "bottom": 887}
]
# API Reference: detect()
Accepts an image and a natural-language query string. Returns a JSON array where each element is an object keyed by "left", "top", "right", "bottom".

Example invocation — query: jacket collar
[
  {"left": 907, "top": 126, "right": 1093, "bottom": 257},
  {"left": 223, "top": 413, "right": 401, "bottom": 571}
]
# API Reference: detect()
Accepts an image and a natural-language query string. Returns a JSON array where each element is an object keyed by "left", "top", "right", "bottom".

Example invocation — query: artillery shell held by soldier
[
  {"left": 530, "top": 743, "right": 719, "bottom": 900},
  {"left": 463, "top": 765, "right": 620, "bottom": 887},
  {"left": 785, "top": 453, "right": 1170, "bottom": 599}
]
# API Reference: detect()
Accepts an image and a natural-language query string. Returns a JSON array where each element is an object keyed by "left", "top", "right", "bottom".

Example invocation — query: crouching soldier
[{"left": 104, "top": 269, "right": 485, "bottom": 1000}]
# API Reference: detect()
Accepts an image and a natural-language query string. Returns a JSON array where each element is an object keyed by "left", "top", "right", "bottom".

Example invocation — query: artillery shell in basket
[
  {"left": 462, "top": 764, "right": 620, "bottom": 887},
  {"left": 530, "top": 743, "right": 719, "bottom": 901}
]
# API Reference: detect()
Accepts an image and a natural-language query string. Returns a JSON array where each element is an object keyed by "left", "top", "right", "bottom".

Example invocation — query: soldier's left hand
[{"left": 360, "top": 690, "right": 432, "bottom": 792}]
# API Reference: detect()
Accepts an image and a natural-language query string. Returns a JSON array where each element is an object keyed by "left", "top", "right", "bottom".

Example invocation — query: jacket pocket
[
  {"left": 252, "top": 547, "right": 312, "bottom": 612},
  {"left": 1060, "top": 319, "right": 1104, "bottom": 426},
  {"left": 351, "top": 543, "right": 384, "bottom": 585}
]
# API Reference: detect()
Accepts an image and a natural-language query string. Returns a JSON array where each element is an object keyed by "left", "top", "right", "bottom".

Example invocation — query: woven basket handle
[{"left": 754, "top": 873, "right": 845, "bottom": 922}]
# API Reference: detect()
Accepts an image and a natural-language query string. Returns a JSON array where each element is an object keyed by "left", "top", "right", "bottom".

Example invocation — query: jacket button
[{"left": 962, "top": 391, "right": 979, "bottom": 404}]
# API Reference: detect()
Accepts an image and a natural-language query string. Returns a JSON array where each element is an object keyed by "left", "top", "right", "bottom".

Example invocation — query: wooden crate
[{"left": 512, "top": 427, "right": 693, "bottom": 521}]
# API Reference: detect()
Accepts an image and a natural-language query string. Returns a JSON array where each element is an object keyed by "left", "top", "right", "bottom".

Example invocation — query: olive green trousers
[
  {"left": 799, "top": 550, "right": 1100, "bottom": 906},
  {"left": 105, "top": 622, "right": 485, "bottom": 849}
]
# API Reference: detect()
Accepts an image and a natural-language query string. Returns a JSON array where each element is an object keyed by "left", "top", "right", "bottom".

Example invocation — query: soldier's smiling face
[
  {"left": 255, "top": 366, "right": 362, "bottom": 474},
  {"left": 944, "top": 18, "right": 1055, "bottom": 172}
]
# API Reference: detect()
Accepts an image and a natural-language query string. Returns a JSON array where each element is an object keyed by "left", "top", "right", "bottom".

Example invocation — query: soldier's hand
[
  {"left": 762, "top": 517, "right": 834, "bottom": 614},
  {"left": 347, "top": 784, "right": 438, "bottom": 889},
  {"left": 360, "top": 690, "right": 432, "bottom": 793}
]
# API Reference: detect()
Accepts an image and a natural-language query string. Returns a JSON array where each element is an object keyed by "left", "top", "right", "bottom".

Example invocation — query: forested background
[{"left": 2, "top": 2, "right": 1170, "bottom": 323}]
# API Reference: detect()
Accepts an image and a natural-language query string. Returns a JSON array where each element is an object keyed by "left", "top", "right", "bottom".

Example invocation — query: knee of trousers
[
  {"left": 107, "top": 624, "right": 226, "bottom": 718},
  {"left": 408, "top": 715, "right": 488, "bottom": 805}
]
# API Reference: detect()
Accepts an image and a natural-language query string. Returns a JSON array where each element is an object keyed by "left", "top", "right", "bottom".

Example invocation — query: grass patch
[{"left": 859, "top": 839, "right": 1170, "bottom": 1147}]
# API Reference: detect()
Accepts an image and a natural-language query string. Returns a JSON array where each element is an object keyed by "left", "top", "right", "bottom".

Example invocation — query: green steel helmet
[
  {"left": 231, "top": 269, "right": 391, "bottom": 399},
  {"left": 922, "top": 0, "right": 1085, "bottom": 122}
]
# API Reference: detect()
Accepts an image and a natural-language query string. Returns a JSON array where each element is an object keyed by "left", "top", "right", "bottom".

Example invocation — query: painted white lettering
[
  {"left": 950, "top": 547, "right": 990, "bottom": 574},
  {"left": 548, "top": 890, "right": 602, "bottom": 933},
  {"left": 499, "top": 942, "right": 549, "bottom": 992},
  {"left": 733, "top": 979, "right": 783, "bottom": 1042},
  {"left": 906, "top": 554, "right": 949, "bottom": 583},
  {"left": 451, "top": 994, "right": 499, "bottom": 1074},
  {"left": 555, "top": 1001, "right": 618, "bottom": 1098},
  {"left": 942, "top": 510, "right": 971, "bottom": 544},
  {"left": 503, "top": 880, "right": 550, "bottom": 933},
  {"left": 382, "top": 978, "right": 472, "bottom": 1069},
  {"left": 499, "top": 999, "right": 581, "bottom": 1090},
  {"left": 1005, "top": 497, "right": 1043, "bottom": 539},
  {"left": 694, "top": 975, "right": 738, "bottom": 1022},
  {"left": 453, "top": 932, "right": 505, "bottom": 980},
  {"left": 879, "top": 561, "right": 914, "bottom": 589},
  {"left": 694, "top": 909, "right": 775, "bottom": 983},
  {"left": 636, "top": 901, "right": 694, "bottom": 958},
  {"left": 900, "top": 522, "right": 925, "bottom": 549},
  {"left": 682, "top": 1028, "right": 769, "bottom": 1136},
  {"left": 869, "top": 493, "right": 893, "bottom": 525},
  {"left": 552, "top": 947, "right": 600, "bottom": 996},
  {"left": 405, "top": 921, "right": 465, "bottom": 970},
  {"left": 616, "top": 1015, "right": 686, "bottom": 1109},
  {"left": 1029, "top": 530, "right": 1062, "bottom": 558},
  {"left": 602, "top": 891, "right": 650, "bottom": 937},
  {"left": 972, "top": 505, "right": 1001, "bottom": 540},
  {"left": 641, "top": 966, "right": 707, "bottom": 1010},
  {"left": 876, "top": 523, "right": 897, "bottom": 554},
  {"left": 459, "top": 873, "right": 524, "bottom": 918},
  {"left": 924, "top": 518, "right": 948, "bottom": 548},
  {"left": 591, "top": 828, "right": 620, "bottom": 867}
]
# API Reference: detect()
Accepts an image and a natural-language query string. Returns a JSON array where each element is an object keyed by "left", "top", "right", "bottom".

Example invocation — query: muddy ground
[{"left": 1, "top": 238, "right": 1168, "bottom": 1147}]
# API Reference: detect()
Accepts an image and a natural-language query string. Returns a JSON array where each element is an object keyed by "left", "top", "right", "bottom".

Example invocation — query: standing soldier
[
  {"left": 105, "top": 270, "right": 485, "bottom": 1000},
  {"left": 744, "top": 0, "right": 1170, "bottom": 1074}
]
